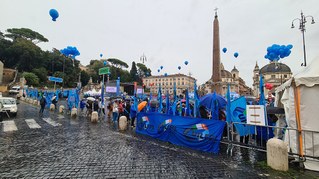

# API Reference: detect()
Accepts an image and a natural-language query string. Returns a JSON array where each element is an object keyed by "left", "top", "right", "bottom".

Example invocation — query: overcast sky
[{"left": 1, "top": 0, "right": 318, "bottom": 87}]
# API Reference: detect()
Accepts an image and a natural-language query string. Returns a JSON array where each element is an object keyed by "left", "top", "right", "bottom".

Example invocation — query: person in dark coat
[{"left": 39, "top": 96, "right": 47, "bottom": 116}]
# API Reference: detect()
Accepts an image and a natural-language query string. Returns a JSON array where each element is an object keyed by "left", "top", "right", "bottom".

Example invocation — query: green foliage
[
  {"left": 23, "top": 72, "right": 39, "bottom": 86},
  {"left": 5, "top": 28, "right": 48, "bottom": 44},
  {"left": 32, "top": 67, "right": 48, "bottom": 85},
  {"left": 130, "top": 61, "right": 138, "bottom": 82},
  {"left": 80, "top": 70, "right": 90, "bottom": 87},
  {"left": 0, "top": 27, "right": 154, "bottom": 88},
  {"left": 107, "top": 58, "right": 128, "bottom": 68}
]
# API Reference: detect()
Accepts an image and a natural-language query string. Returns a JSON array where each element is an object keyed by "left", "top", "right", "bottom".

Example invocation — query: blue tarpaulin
[{"left": 136, "top": 112, "right": 226, "bottom": 153}]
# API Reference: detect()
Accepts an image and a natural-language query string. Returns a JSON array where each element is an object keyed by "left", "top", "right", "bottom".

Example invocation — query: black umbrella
[{"left": 266, "top": 106, "right": 285, "bottom": 114}]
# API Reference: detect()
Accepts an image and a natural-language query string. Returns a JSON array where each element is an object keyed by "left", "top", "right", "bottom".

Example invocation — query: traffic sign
[
  {"left": 99, "top": 67, "right": 110, "bottom": 75},
  {"left": 48, "top": 76, "right": 63, "bottom": 83}
]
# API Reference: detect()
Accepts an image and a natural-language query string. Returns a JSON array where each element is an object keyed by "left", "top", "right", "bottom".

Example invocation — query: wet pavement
[{"left": 0, "top": 100, "right": 319, "bottom": 178}]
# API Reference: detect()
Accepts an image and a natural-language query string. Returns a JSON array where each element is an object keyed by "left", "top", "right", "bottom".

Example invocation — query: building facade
[
  {"left": 252, "top": 61, "right": 292, "bottom": 97},
  {"left": 200, "top": 64, "right": 251, "bottom": 96},
  {"left": 143, "top": 74, "right": 196, "bottom": 95}
]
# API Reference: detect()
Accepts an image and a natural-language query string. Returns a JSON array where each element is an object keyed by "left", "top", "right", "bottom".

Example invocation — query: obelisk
[{"left": 211, "top": 10, "right": 221, "bottom": 94}]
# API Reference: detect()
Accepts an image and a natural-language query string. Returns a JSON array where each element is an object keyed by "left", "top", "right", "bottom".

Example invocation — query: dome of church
[
  {"left": 260, "top": 62, "right": 291, "bottom": 74},
  {"left": 221, "top": 69, "right": 232, "bottom": 78},
  {"left": 231, "top": 66, "right": 239, "bottom": 73}
]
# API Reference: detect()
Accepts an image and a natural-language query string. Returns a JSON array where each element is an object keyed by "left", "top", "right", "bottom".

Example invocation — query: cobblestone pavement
[{"left": 0, "top": 101, "right": 319, "bottom": 178}]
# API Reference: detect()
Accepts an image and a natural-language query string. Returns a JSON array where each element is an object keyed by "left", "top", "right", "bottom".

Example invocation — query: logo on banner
[
  {"left": 233, "top": 107, "right": 247, "bottom": 124},
  {"left": 158, "top": 119, "right": 172, "bottom": 132},
  {"left": 138, "top": 116, "right": 154, "bottom": 130},
  {"left": 183, "top": 123, "right": 211, "bottom": 141}
]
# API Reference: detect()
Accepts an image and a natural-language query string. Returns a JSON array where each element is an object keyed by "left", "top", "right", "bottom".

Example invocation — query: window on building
[
  {"left": 178, "top": 78, "right": 180, "bottom": 81},
  {"left": 170, "top": 82, "right": 172, "bottom": 85},
  {"left": 271, "top": 75, "right": 275, "bottom": 78},
  {"left": 182, "top": 78, "right": 184, "bottom": 80},
  {"left": 178, "top": 82, "right": 180, "bottom": 85},
  {"left": 166, "top": 82, "right": 168, "bottom": 85},
  {"left": 182, "top": 82, "right": 184, "bottom": 85},
  {"left": 284, "top": 75, "right": 287, "bottom": 78}
]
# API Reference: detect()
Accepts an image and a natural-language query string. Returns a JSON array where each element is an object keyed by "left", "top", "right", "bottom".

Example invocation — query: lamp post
[{"left": 291, "top": 11, "right": 315, "bottom": 67}]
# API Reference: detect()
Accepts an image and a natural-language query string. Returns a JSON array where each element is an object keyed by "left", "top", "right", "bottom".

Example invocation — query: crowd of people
[{"left": 79, "top": 97, "right": 139, "bottom": 127}]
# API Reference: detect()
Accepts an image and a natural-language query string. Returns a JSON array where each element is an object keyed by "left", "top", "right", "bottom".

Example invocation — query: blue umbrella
[{"left": 199, "top": 93, "right": 227, "bottom": 109}]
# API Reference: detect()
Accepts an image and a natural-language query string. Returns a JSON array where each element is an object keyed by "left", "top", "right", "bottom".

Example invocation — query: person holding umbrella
[{"left": 51, "top": 95, "right": 58, "bottom": 110}]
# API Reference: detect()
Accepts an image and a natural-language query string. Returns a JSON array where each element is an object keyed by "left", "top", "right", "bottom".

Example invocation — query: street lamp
[{"left": 291, "top": 11, "right": 315, "bottom": 67}]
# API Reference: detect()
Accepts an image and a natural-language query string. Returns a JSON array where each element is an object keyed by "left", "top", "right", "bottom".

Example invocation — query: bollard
[
  {"left": 91, "top": 111, "right": 98, "bottom": 123},
  {"left": 20, "top": 97, "right": 25, "bottom": 101},
  {"left": 37, "top": 101, "right": 40, "bottom": 106},
  {"left": 33, "top": 100, "right": 38, "bottom": 105},
  {"left": 50, "top": 104, "right": 55, "bottom": 111},
  {"left": 119, "top": 116, "right": 127, "bottom": 131},
  {"left": 267, "top": 138, "right": 288, "bottom": 171},
  {"left": 71, "top": 108, "right": 77, "bottom": 118},
  {"left": 59, "top": 105, "right": 65, "bottom": 113}
]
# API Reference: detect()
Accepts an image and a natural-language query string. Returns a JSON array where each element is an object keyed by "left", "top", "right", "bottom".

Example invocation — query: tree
[
  {"left": 32, "top": 67, "right": 48, "bottom": 84},
  {"left": 5, "top": 38, "right": 44, "bottom": 71},
  {"left": 80, "top": 70, "right": 90, "bottom": 87},
  {"left": 130, "top": 61, "right": 138, "bottom": 82},
  {"left": 23, "top": 72, "right": 39, "bottom": 86},
  {"left": 5, "top": 28, "right": 48, "bottom": 44},
  {"left": 107, "top": 58, "right": 128, "bottom": 69}
]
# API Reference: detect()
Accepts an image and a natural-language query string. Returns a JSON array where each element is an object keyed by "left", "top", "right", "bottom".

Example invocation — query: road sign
[
  {"left": 48, "top": 76, "right": 63, "bottom": 83},
  {"left": 99, "top": 67, "right": 110, "bottom": 75}
]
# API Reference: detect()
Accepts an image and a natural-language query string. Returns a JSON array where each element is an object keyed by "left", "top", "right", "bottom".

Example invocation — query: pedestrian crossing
[{"left": 1, "top": 117, "right": 63, "bottom": 132}]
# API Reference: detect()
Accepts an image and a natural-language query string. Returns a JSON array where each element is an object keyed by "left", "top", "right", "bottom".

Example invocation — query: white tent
[{"left": 276, "top": 57, "right": 319, "bottom": 171}]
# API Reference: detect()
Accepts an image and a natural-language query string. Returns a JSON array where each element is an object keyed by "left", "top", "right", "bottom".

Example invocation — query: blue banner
[
  {"left": 230, "top": 96, "right": 255, "bottom": 136},
  {"left": 136, "top": 112, "right": 226, "bottom": 153}
]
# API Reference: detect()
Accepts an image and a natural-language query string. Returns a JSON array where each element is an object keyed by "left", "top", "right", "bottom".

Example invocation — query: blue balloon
[
  {"left": 265, "top": 44, "right": 293, "bottom": 61},
  {"left": 184, "top": 61, "right": 189, "bottom": 65},
  {"left": 234, "top": 52, "right": 239, "bottom": 58},
  {"left": 178, "top": 66, "right": 181, "bottom": 70},
  {"left": 100, "top": 54, "right": 103, "bottom": 57},
  {"left": 49, "top": 9, "right": 59, "bottom": 21},
  {"left": 158, "top": 69, "right": 160, "bottom": 73},
  {"left": 164, "top": 73, "right": 168, "bottom": 76},
  {"left": 103, "top": 61, "right": 107, "bottom": 66},
  {"left": 160, "top": 66, "right": 163, "bottom": 70},
  {"left": 222, "top": 48, "right": 227, "bottom": 53},
  {"left": 287, "top": 44, "right": 293, "bottom": 49}
]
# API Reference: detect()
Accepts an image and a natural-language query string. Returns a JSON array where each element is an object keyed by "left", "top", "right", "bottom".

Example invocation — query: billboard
[{"left": 106, "top": 86, "right": 117, "bottom": 93}]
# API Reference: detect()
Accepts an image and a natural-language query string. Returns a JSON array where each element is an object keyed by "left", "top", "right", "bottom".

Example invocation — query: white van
[
  {"left": 0, "top": 97, "right": 18, "bottom": 116},
  {"left": 9, "top": 86, "right": 21, "bottom": 94}
]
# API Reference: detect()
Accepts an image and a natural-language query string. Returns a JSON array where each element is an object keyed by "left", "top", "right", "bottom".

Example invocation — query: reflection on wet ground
[{"left": 0, "top": 101, "right": 318, "bottom": 178}]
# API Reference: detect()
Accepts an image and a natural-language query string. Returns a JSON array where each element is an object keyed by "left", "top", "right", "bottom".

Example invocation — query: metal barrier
[{"left": 222, "top": 122, "right": 319, "bottom": 163}]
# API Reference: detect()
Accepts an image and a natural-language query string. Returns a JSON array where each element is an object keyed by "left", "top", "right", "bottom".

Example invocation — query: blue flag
[
  {"left": 259, "top": 74, "right": 266, "bottom": 106},
  {"left": 101, "top": 83, "right": 104, "bottom": 105},
  {"left": 185, "top": 89, "right": 190, "bottom": 116},
  {"left": 158, "top": 84, "right": 163, "bottom": 113},
  {"left": 226, "top": 84, "right": 232, "bottom": 123},
  {"left": 166, "top": 90, "right": 170, "bottom": 114},
  {"left": 230, "top": 96, "right": 255, "bottom": 136},
  {"left": 211, "top": 92, "right": 219, "bottom": 120},
  {"left": 193, "top": 80, "right": 200, "bottom": 118},
  {"left": 173, "top": 82, "right": 177, "bottom": 102},
  {"left": 116, "top": 77, "right": 120, "bottom": 96}
]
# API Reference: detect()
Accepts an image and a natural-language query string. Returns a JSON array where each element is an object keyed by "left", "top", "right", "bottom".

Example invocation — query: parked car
[
  {"left": 0, "top": 97, "right": 18, "bottom": 116},
  {"left": 9, "top": 86, "right": 21, "bottom": 95}
]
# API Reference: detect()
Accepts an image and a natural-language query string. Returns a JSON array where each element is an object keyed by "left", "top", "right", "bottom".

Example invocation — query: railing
[{"left": 222, "top": 122, "right": 319, "bottom": 162}]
